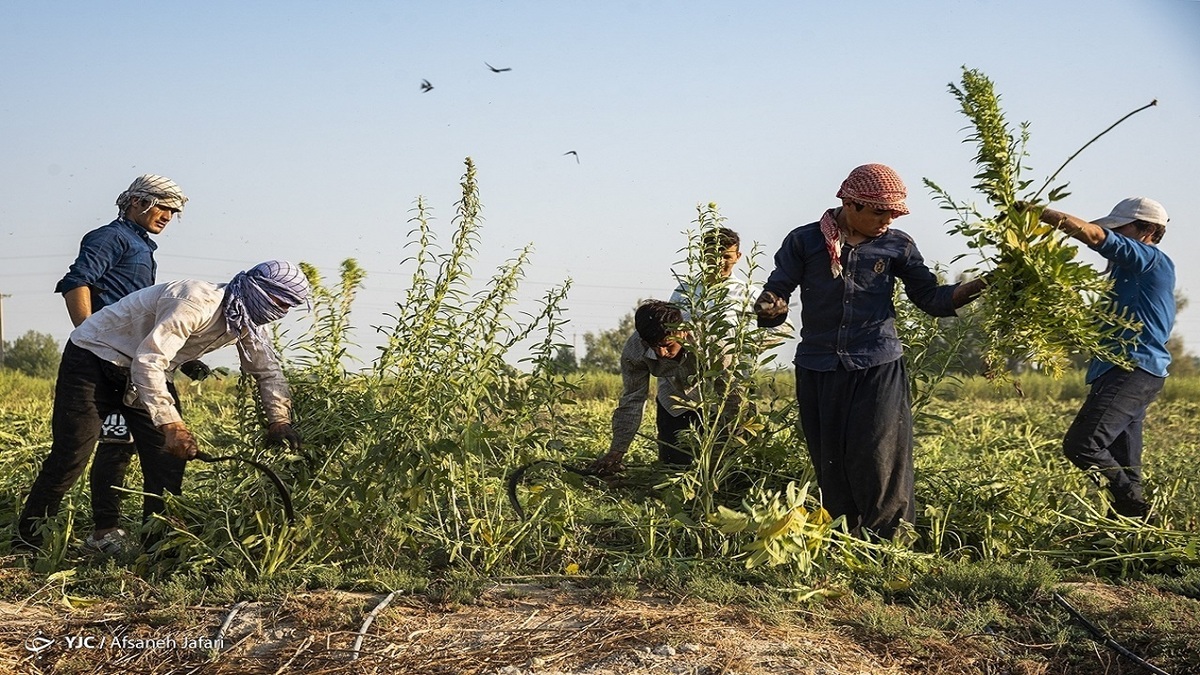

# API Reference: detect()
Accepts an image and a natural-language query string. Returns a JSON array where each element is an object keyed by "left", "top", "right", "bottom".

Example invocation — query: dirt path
[{"left": 1, "top": 583, "right": 905, "bottom": 674}]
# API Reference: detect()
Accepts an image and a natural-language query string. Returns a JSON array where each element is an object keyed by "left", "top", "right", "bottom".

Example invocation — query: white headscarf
[{"left": 116, "top": 174, "right": 188, "bottom": 213}]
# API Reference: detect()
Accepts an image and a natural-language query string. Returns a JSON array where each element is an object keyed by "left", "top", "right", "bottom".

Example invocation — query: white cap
[{"left": 1091, "top": 197, "right": 1169, "bottom": 229}]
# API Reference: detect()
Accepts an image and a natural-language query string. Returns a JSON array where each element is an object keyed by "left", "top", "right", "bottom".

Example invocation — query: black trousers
[
  {"left": 655, "top": 399, "right": 699, "bottom": 465},
  {"left": 797, "top": 359, "right": 913, "bottom": 539},
  {"left": 92, "top": 440, "right": 141, "bottom": 531},
  {"left": 1062, "top": 367, "right": 1164, "bottom": 501},
  {"left": 16, "top": 341, "right": 186, "bottom": 545}
]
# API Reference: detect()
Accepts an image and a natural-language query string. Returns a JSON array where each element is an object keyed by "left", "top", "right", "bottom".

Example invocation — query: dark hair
[
  {"left": 1130, "top": 219, "right": 1166, "bottom": 245},
  {"left": 702, "top": 227, "right": 740, "bottom": 251},
  {"left": 634, "top": 300, "right": 683, "bottom": 345}
]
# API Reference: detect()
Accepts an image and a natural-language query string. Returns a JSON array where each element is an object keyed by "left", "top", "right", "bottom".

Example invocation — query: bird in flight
[
  {"left": 563, "top": 151, "right": 579, "bottom": 164},
  {"left": 420, "top": 79, "right": 433, "bottom": 93},
  {"left": 485, "top": 62, "right": 512, "bottom": 73}
]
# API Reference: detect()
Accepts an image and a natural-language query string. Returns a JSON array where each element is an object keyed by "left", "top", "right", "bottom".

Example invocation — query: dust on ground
[{"left": 1, "top": 581, "right": 910, "bottom": 675}]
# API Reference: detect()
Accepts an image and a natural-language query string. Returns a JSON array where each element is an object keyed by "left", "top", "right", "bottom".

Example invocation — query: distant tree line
[{"left": 1, "top": 330, "right": 60, "bottom": 378}]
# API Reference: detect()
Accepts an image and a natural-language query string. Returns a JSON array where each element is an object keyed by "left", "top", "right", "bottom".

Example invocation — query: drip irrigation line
[
  {"left": 352, "top": 591, "right": 398, "bottom": 661},
  {"left": 1053, "top": 593, "right": 1170, "bottom": 675}
]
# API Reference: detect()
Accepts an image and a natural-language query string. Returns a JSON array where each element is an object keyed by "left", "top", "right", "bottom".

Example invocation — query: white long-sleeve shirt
[{"left": 70, "top": 279, "right": 293, "bottom": 427}]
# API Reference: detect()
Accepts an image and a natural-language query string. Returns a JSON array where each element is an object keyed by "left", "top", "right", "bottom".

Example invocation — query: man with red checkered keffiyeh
[{"left": 755, "top": 164, "right": 987, "bottom": 540}]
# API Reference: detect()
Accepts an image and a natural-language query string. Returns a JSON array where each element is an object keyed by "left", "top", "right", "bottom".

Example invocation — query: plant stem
[{"left": 1033, "top": 100, "right": 1157, "bottom": 201}]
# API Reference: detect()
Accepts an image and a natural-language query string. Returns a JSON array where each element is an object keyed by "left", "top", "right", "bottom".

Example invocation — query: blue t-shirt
[
  {"left": 1087, "top": 230, "right": 1175, "bottom": 382},
  {"left": 55, "top": 218, "right": 158, "bottom": 311}
]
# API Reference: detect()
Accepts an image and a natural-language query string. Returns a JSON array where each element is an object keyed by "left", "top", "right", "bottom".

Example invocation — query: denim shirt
[
  {"left": 1086, "top": 230, "right": 1175, "bottom": 382},
  {"left": 55, "top": 218, "right": 158, "bottom": 311},
  {"left": 763, "top": 215, "right": 959, "bottom": 371}
]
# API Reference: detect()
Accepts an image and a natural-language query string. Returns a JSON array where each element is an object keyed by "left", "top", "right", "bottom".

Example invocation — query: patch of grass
[
  {"left": 915, "top": 559, "right": 1060, "bottom": 606},
  {"left": 424, "top": 570, "right": 487, "bottom": 606}
]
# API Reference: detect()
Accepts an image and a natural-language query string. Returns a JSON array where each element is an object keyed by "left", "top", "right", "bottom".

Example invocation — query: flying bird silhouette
[
  {"left": 420, "top": 79, "right": 433, "bottom": 93},
  {"left": 563, "top": 151, "right": 579, "bottom": 164},
  {"left": 485, "top": 62, "right": 512, "bottom": 73}
]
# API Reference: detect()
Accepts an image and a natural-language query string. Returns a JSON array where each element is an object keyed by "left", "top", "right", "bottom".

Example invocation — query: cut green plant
[{"left": 925, "top": 67, "right": 1153, "bottom": 379}]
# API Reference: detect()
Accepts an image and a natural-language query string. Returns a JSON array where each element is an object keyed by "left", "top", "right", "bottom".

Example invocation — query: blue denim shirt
[
  {"left": 55, "top": 218, "right": 158, "bottom": 311},
  {"left": 1086, "top": 230, "right": 1175, "bottom": 383},
  {"left": 763, "top": 215, "right": 959, "bottom": 371}
]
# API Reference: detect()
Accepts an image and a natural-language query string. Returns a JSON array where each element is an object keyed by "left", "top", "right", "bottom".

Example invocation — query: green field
[
  {"left": 3, "top": 366, "right": 1199, "bottom": 673},
  {"left": 3, "top": 161, "right": 1198, "bottom": 673}
]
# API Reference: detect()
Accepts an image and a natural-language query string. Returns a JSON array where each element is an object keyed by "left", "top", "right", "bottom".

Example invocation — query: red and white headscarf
[
  {"left": 818, "top": 209, "right": 846, "bottom": 279},
  {"left": 836, "top": 163, "right": 909, "bottom": 215},
  {"left": 820, "top": 164, "right": 910, "bottom": 278}
]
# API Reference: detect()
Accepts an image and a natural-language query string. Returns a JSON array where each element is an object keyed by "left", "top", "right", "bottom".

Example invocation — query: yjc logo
[{"left": 24, "top": 636, "right": 54, "bottom": 654}]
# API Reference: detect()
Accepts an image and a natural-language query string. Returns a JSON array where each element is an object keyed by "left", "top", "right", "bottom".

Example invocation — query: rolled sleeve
[
  {"left": 55, "top": 229, "right": 123, "bottom": 294},
  {"left": 130, "top": 297, "right": 209, "bottom": 426}
]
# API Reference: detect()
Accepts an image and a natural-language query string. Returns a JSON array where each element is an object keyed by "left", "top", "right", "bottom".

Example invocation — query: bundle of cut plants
[{"left": 925, "top": 67, "right": 1153, "bottom": 380}]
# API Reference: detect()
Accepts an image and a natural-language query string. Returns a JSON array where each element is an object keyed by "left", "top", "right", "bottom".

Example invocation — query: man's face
[
  {"left": 650, "top": 332, "right": 687, "bottom": 360},
  {"left": 706, "top": 245, "right": 741, "bottom": 281},
  {"left": 842, "top": 200, "right": 899, "bottom": 239},
  {"left": 127, "top": 200, "right": 179, "bottom": 235}
]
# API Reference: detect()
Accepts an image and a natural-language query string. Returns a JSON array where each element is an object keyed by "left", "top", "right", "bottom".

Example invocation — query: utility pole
[{"left": 0, "top": 291, "right": 9, "bottom": 366}]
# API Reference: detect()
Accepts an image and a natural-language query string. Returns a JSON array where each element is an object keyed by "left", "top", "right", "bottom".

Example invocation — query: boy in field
[
  {"left": 755, "top": 163, "right": 985, "bottom": 539},
  {"left": 591, "top": 300, "right": 698, "bottom": 473},
  {"left": 1038, "top": 198, "right": 1175, "bottom": 519}
]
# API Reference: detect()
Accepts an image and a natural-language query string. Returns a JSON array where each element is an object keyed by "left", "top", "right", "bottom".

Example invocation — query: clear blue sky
[{"left": 2, "top": 1, "right": 1198, "bottom": 369}]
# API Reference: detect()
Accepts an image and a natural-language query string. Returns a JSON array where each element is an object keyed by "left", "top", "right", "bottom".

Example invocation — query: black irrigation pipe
[
  {"left": 1053, "top": 593, "right": 1171, "bottom": 675},
  {"left": 195, "top": 451, "right": 296, "bottom": 524}
]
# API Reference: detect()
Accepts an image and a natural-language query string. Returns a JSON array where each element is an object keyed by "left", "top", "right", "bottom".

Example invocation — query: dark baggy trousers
[
  {"left": 15, "top": 341, "right": 186, "bottom": 546},
  {"left": 656, "top": 399, "right": 699, "bottom": 465},
  {"left": 797, "top": 359, "right": 913, "bottom": 540},
  {"left": 1062, "top": 367, "right": 1164, "bottom": 502}
]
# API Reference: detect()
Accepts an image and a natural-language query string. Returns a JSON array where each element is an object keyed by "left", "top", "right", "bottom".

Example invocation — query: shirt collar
[{"left": 116, "top": 217, "right": 159, "bottom": 251}]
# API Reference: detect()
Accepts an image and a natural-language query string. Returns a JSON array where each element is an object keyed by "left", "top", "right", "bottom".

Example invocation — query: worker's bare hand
[
  {"left": 590, "top": 450, "right": 626, "bottom": 477},
  {"left": 754, "top": 290, "right": 788, "bottom": 320}
]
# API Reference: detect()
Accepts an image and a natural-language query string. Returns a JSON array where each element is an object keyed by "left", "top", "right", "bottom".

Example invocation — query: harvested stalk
[{"left": 926, "top": 67, "right": 1152, "bottom": 378}]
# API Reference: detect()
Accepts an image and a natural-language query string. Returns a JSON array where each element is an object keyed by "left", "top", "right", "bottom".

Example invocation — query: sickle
[
  {"left": 505, "top": 460, "right": 605, "bottom": 521},
  {"left": 194, "top": 451, "right": 296, "bottom": 524}
]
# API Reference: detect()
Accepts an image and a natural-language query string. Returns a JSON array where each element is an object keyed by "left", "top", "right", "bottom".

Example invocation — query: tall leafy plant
[
  {"left": 666, "top": 204, "right": 803, "bottom": 554},
  {"left": 925, "top": 67, "right": 1151, "bottom": 379}
]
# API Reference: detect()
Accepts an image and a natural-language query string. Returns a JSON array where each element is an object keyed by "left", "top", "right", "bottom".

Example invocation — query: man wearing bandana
[
  {"left": 755, "top": 164, "right": 986, "bottom": 539},
  {"left": 54, "top": 174, "right": 198, "bottom": 554},
  {"left": 14, "top": 261, "right": 309, "bottom": 551}
]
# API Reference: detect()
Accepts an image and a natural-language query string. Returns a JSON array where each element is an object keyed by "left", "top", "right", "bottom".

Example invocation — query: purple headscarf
[{"left": 223, "top": 260, "right": 310, "bottom": 339}]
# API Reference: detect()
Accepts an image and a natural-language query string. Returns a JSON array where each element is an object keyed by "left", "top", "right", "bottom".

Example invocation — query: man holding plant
[
  {"left": 754, "top": 163, "right": 986, "bottom": 539},
  {"left": 1038, "top": 198, "right": 1174, "bottom": 519},
  {"left": 14, "top": 260, "right": 309, "bottom": 552}
]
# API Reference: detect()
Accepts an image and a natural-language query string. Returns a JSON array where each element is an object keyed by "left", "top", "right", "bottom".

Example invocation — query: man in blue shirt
[
  {"left": 1039, "top": 198, "right": 1175, "bottom": 519},
  {"left": 754, "top": 164, "right": 985, "bottom": 539},
  {"left": 54, "top": 174, "right": 189, "bottom": 554}
]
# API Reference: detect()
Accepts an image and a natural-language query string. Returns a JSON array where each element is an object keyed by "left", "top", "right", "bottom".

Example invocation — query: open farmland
[
  {"left": 3, "top": 159, "right": 1199, "bottom": 673},
  {"left": 2, "top": 368, "right": 1200, "bottom": 674}
]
